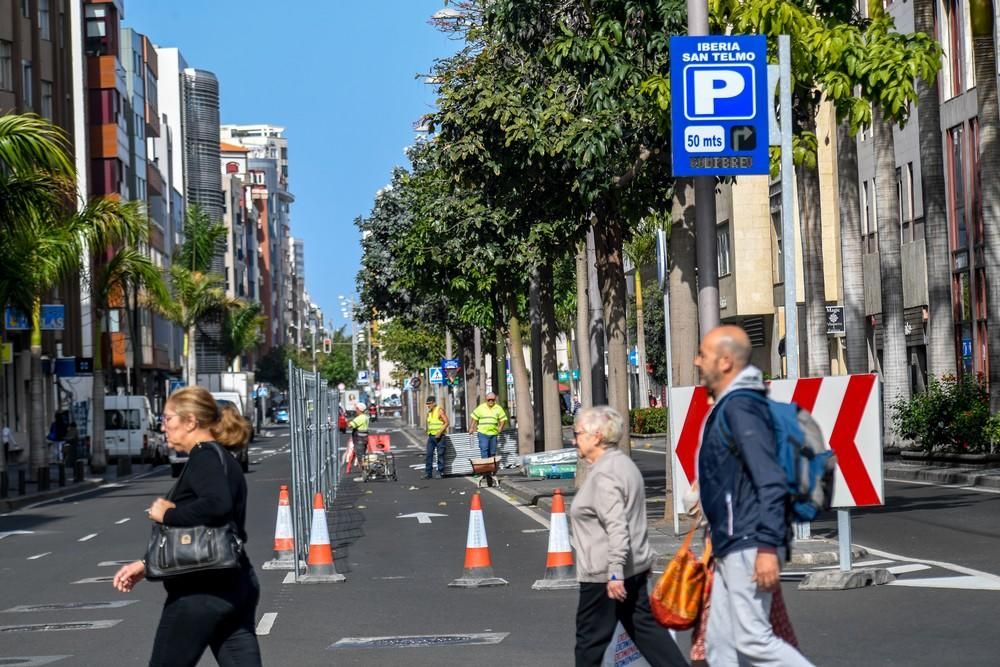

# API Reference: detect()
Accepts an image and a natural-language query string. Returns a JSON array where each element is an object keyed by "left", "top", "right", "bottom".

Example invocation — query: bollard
[
  {"left": 58, "top": 463, "right": 66, "bottom": 487},
  {"left": 116, "top": 457, "right": 129, "bottom": 477},
  {"left": 18, "top": 469, "right": 26, "bottom": 495},
  {"left": 1, "top": 472, "right": 7, "bottom": 498},
  {"left": 37, "top": 467, "right": 49, "bottom": 492},
  {"left": 74, "top": 460, "right": 84, "bottom": 483}
]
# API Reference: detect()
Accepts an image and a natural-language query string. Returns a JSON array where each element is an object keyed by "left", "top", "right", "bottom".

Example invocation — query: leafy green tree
[{"left": 255, "top": 346, "right": 288, "bottom": 390}]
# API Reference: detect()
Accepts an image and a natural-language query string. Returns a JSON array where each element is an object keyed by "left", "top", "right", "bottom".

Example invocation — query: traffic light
[{"left": 323, "top": 337, "right": 332, "bottom": 354}]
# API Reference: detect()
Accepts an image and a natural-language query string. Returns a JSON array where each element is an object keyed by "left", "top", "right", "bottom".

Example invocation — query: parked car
[{"left": 274, "top": 407, "right": 290, "bottom": 424}]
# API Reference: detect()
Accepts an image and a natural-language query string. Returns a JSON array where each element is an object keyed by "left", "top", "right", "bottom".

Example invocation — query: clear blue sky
[{"left": 124, "top": 1, "right": 457, "bottom": 331}]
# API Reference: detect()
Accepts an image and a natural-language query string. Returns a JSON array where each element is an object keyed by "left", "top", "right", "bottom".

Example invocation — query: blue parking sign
[{"left": 670, "top": 35, "right": 770, "bottom": 176}]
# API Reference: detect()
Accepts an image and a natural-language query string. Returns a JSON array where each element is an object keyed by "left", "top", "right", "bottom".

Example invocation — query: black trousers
[
  {"left": 575, "top": 571, "right": 688, "bottom": 667},
  {"left": 150, "top": 567, "right": 262, "bottom": 667}
]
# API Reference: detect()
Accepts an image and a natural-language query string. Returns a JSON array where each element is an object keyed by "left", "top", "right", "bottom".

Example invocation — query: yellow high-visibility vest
[
  {"left": 426, "top": 406, "right": 446, "bottom": 436},
  {"left": 472, "top": 403, "right": 507, "bottom": 436}
]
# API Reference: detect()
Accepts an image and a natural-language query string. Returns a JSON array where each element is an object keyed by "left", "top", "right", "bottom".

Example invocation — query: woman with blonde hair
[{"left": 113, "top": 386, "right": 261, "bottom": 666}]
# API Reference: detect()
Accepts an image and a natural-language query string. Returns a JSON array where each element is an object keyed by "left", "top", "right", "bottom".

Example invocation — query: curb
[
  {"left": 885, "top": 464, "right": 1000, "bottom": 490},
  {"left": 0, "top": 479, "right": 103, "bottom": 513}
]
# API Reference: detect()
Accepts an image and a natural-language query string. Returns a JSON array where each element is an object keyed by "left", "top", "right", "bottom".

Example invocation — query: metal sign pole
[{"left": 656, "top": 229, "right": 680, "bottom": 536}]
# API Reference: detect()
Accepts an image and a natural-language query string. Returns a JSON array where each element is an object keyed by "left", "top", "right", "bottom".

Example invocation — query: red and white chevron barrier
[{"left": 669, "top": 374, "right": 883, "bottom": 521}]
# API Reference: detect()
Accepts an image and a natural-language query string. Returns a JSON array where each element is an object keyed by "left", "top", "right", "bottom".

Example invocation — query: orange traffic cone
[
  {"left": 262, "top": 485, "right": 299, "bottom": 570},
  {"left": 532, "top": 488, "right": 578, "bottom": 590},
  {"left": 449, "top": 492, "right": 508, "bottom": 588},
  {"left": 297, "top": 492, "right": 345, "bottom": 583}
]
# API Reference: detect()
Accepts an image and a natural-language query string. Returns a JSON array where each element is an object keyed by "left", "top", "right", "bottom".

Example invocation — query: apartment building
[{"left": 220, "top": 124, "right": 294, "bottom": 353}]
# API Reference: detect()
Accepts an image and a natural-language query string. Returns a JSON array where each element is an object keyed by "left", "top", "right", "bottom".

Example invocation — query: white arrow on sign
[
  {"left": 397, "top": 512, "right": 447, "bottom": 524},
  {"left": 0, "top": 530, "right": 34, "bottom": 541}
]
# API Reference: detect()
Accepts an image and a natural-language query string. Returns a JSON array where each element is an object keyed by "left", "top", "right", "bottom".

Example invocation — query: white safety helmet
[{"left": 356, "top": 402, "right": 367, "bottom": 412}]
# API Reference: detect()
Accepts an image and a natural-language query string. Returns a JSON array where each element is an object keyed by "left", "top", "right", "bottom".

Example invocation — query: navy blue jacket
[{"left": 698, "top": 381, "right": 788, "bottom": 558}]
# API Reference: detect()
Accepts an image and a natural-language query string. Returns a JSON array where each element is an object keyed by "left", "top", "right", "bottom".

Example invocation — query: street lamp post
[{"left": 339, "top": 295, "right": 357, "bottom": 370}]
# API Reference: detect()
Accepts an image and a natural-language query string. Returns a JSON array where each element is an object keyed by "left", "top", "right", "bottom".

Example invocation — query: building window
[
  {"left": 22, "top": 61, "right": 33, "bottom": 109},
  {"left": 0, "top": 41, "right": 12, "bottom": 91},
  {"left": 85, "top": 4, "right": 117, "bottom": 56},
  {"left": 717, "top": 222, "right": 732, "bottom": 277},
  {"left": 946, "top": 0, "right": 966, "bottom": 98},
  {"left": 40, "top": 80, "right": 52, "bottom": 119},
  {"left": 39, "top": 0, "right": 51, "bottom": 41},
  {"left": 948, "top": 125, "right": 967, "bottom": 250},
  {"left": 21, "top": 0, "right": 29, "bottom": 18},
  {"left": 861, "top": 179, "right": 878, "bottom": 252}
]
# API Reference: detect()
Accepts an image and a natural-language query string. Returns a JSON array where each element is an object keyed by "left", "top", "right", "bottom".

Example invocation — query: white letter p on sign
[{"left": 692, "top": 70, "right": 745, "bottom": 116}]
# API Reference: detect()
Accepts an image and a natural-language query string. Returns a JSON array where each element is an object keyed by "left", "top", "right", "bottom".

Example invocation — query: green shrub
[
  {"left": 630, "top": 407, "right": 668, "bottom": 434},
  {"left": 892, "top": 374, "right": 994, "bottom": 454},
  {"left": 561, "top": 413, "right": 575, "bottom": 426}
]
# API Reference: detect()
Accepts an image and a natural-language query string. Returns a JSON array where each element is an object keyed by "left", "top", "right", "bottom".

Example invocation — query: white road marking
[
  {"left": 97, "top": 560, "right": 134, "bottom": 567},
  {"left": 115, "top": 518, "right": 130, "bottom": 524},
  {"left": 889, "top": 575, "right": 1000, "bottom": 590},
  {"left": 886, "top": 563, "right": 932, "bottom": 575},
  {"left": 860, "top": 544, "right": 1000, "bottom": 584},
  {"left": 27, "top": 552, "right": 51, "bottom": 560},
  {"left": 397, "top": 512, "right": 447, "bottom": 524},
  {"left": 0, "top": 530, "right": 34, "bottom": 540},
  {"left": 886, "top": 477, "right": 1000, "bottom": 495},
  {"left": 71, "top": 577, "right": 114, "bottom": 584},
  {"left": 521, "top": 528, "right": 548, "bottom": 534},
  {"left": 255, "top": 612, "right": 277, "bottom": 636},
  {"left": 632, "top": 447, "right": 667, "bottom": 455},
  {"left": 469, "top": 479, "right": 550, "bottom": 529},
  {"left": 815, "top": 559, "right": 895, "bottom": 571},
  {"left": 0, "top": 657, "right": 71, "bottom": 666},
  {"left": 78, "top": 533, "right": 98, "bottom": 542},
  {"left": 282, "top": 572, "right": 295, "bottom": 584}
]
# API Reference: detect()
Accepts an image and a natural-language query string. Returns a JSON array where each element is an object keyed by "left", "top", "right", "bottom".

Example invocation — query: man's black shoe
[{"left": 422, "top": 474, "right": 433, "bottom": 479}]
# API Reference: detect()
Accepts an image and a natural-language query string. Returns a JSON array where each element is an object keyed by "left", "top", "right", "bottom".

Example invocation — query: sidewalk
[{"left": 0, "top": 458, "right": 163, "bottom": 513}]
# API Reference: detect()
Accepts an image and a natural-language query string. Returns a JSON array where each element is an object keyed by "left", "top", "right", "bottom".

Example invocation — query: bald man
[{"left": 695, "top": 326, "right": 813, "bottom": 666}]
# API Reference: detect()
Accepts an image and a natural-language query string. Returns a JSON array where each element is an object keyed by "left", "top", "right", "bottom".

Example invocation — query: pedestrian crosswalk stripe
[
  {"left": 889, "top": 575, "right": 1000, "bottom": 591},
  {"left": 886, "top": 563, "right": 931, "bottom": 575}
]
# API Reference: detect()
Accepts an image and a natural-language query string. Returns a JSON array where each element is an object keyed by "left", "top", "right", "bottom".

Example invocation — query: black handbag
[{"left": 144, "top": 442, "right": 244, "bottom": 581}]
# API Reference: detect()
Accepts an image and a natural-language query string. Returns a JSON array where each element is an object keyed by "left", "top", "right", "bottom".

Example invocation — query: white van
[{"left": 104, "top": 395, "right": 167, "bottom": 464}]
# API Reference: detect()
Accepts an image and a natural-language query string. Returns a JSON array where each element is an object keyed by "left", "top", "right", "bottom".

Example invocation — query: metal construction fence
[{"left": 287, "top": 362, "right": 342, "bottom": 579}]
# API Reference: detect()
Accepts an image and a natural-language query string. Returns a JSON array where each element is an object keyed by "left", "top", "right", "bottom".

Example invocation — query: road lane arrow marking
[{"left": 397, "top": 512, "right": 447, "bottom": 524}]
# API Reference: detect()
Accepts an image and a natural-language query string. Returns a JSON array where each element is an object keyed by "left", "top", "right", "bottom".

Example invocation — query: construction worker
[
  {"left": 349, "top": 402, "right": 370, "bottom": 461},
  {"left": 424, "top": 396, "right": 449, "bottom": 479},
  {"left": 471, "top": 391, "right": 508, "bottom": 459}
]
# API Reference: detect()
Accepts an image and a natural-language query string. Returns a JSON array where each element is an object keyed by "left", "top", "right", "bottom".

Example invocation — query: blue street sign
[
  {"left": 629, "top": 347, "right": 638, "bottom": 367},
  {"left": 41, "top": 305, "right": 65, "bottom": 330},
  {"left": 169, "top": 379, "right": 186, "bottom": 395},
  {"left": 4, "top": 308, "right": 29, "bottom": 330},
  {"left": 428, "top": 367, "right": 444, "bottom": 385},
  {"left": 357, "top": 370, "right": 370, "bottom": 386},
  {"left": 670, "top": 35, "right": 770, "bottom": 176}
]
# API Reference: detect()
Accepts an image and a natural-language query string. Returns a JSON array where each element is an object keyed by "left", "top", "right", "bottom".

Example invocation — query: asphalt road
[{"left": 3, "top": 422, "right": 1000, "bottom": 666}]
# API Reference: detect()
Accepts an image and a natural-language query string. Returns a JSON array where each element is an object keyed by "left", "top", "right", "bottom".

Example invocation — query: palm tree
[
  {"left": 836, "top": 120, "right": 868, "bottom": 374},
  {"left": 90, "top": 236, "right": 170, "bottom": 472},
  {"left": 873, "top": 106, "right": 911, "bottom": 447},
  {"left": 223, "top": 301, "right": 266, "bottom": 371},
  {"left": 624, "top": 215, "right": 662, "bottom": 407},
  {"left": 970, "top": 1, "right": 1000, "bottom": 410},
  {"left": 915, "top": 0, "right": 957, "bottom": 381},
  {"left": 159, "top": 266, "right": 235, "bottom": 384},
  {"left": 0, "top": 114, "right": 147, "bottom": 476}
]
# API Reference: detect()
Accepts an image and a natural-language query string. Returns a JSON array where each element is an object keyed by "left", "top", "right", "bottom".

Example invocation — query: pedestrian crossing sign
[{"left": 428, "top": 367, "right": 444, "bottom": 385}]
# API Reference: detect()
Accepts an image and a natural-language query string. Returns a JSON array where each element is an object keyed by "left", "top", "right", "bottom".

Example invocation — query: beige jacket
[{"left": 568, "top": 448, "right": 653, "bottom": 583}]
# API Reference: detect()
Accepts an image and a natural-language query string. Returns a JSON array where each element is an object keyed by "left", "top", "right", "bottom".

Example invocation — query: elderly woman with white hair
[{"left": 568, "top": 406, "right": 687, "bottom": 667}]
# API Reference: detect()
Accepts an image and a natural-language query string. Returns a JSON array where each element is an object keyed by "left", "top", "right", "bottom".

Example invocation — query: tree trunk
[
  {"left": 795, "top": 155, "right": 832, "bottom": 377},
  {"left": 670, "top": 179, "right": 700, "bottom": 386},
  {"left": 186, "top": 326, "right": 197, "bottom": 385},
  {"left": 586, "top": 228, "right": 608, "bottom": 404},
  {"left": 539, "top": 260, "right": 564, "bottom": 451},
  {"left": 635, "top": 269, "right": 650, "bottom": 407},
  {"left": 529, "top": 270, "right": 544, "bottom": 451},
  {"left": 837, "top": 121, "right": 869, "bottom": 375},
  {"left": 874, "top": 108, "right": 911, "bottom": 446},
  {"left": 90, "top": 304, "right": 108, "bottom": 473},
  {"left": 916, "top": 0, "right": 957, "bottom": 381},
  {"left": 575, "top": 242, "right": 593, "bottom": 408},
  {"left": 129, "top": 289, "right": 142, "bottom": 398},
  {"left": 494, "top": 329, "right": 507, "bottom": 407},
  {"left": 594, "top": 215, "right": 631, "bottom": 453},
  {"left": 28, "top": 302, "right": 46, "bottom": 480},
  {"left": 507, "top": 303, "right": 535, "bottom": 457},
  {"left": 473, "top": 326, "right": 483, "bottom": 405},
  {"left": 972, "top": 4, "right": 1000, "bottom": 410}
]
